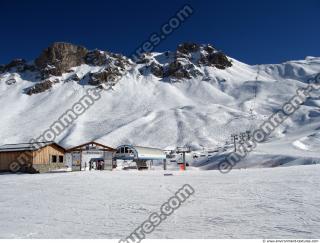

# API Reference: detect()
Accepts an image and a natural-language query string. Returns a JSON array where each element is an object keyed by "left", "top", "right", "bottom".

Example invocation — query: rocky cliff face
[
  {"left": 25, "top": 80, "right": 54, "bottom": 95},
  {"left": 86, "top": 50, "right": 132, "bottom": 86},
  {"left": 0, "top": 59, "right": 36, "bottom": 73},
  {"left": 1, "top": 41, "right": 233, "bottom": 94},
  {"left": 35, "top": 42, "right": 88, "bottom": 78},
  {"left": 138, "top": 42, "right": 232, "bottom": 80}
]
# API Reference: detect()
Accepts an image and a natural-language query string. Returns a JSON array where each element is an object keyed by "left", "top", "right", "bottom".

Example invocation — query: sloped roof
[
  {"left": 115, "top": 145, "right": 166, "bottom": 160},
  {"left": 0, "top": 141, "right": 65, "bottom": 152},
  {"left": 65, "top": 141, "right": 115, "bottom": 152},
  {"left": 133, "top": 146, "right": 166, "bottom": 160}
]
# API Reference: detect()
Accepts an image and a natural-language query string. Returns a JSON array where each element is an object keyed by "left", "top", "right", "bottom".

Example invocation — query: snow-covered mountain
[{"left": 1, "top": 42, "right": 320, "bottom": 169}]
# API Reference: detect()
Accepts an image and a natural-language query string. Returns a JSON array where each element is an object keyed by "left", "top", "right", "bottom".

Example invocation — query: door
[{"left": 103, "top": 151, "right": 113, "bottom": 170}]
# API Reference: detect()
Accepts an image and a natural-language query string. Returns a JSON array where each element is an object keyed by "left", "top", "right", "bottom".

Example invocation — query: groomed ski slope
[{"left": 0, "top": 164, "right": 319, "bottom": 238}]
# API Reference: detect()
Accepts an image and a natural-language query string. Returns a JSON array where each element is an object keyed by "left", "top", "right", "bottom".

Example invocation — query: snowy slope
[
  {"left": 1, "top": 43, "right": 320, "bottom": 169},
  {"left": 0, "top": 165, "right": 319, "bottom": 238}
]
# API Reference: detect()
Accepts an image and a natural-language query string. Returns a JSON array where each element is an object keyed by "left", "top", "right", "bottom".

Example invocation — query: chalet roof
[
  {"left": 65, "top": 141, "right": 115, "bottom": 152},
  {"left": 0, "top": 141, "right": 65, "bottom": 152}
]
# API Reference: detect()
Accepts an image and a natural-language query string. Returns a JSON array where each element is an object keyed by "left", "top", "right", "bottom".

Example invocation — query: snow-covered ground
[{"left": 0, "top": 165, "right": 319, "bottom": 239}]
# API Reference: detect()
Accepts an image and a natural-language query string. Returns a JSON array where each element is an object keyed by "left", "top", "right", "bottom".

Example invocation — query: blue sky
[{"left": 1, "top": 0, "right": 319, "bottom": 64}]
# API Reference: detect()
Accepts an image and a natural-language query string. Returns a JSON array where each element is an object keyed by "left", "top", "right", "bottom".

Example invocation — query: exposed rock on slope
[
  {"left": 66, "top": 73, "right": 81, "bottom": 82},
  {"left": 35, "top": 42, "right": 88, "bottom": 77},
  {"left": 85, "top": 50, "right": 109, "bottom": 66},
  {"left": 166, "top": 60, "right": 195, "bottom": 79},
  {"left": 176, "top": 43, "right": 232, "bottom": 69},
  {"left": 1, "top": 59, "right": 36, "bottom": 73},
  {"left": 88, "top": 68, "right": 121, "bottom": 86},
  {"left": 87, "top": 51, "right": 132, "bottom": 86},
  {"left": 25, "top": 80, "right": 53, "bottom": 95},
  {"left": 138, "top": 42, "right": 232, "bottom": 80},
  {"left": 177, "top": 42, "right": 200, "bottom": 54},
  {"left": 33, "top": 42, "right": 133, "bottom": 87},
  {"left": 199, "top": 51, "right": 232, "bottom": 69},
  {"left": 149, "top": 62, "right": 164, "bottom": 78}
]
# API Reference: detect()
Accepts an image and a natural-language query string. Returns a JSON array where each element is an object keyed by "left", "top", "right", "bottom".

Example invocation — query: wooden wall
[
  {"left": 33, "top": 144, "right": 65, "bottom": 164},
  {"left": 0, "top": 144, "right": 65, "bottom": 171},
  {"left": 0, "top": 151, "right": 33, "bottom": 171}
]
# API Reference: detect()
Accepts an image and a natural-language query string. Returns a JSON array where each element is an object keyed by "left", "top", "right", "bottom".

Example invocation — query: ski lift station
[
  {"left": 65, "top": 141, "right": 115, "bottom": 171},
  {"left": 113, "top": 145, "right": 167, "bottom": 170}
]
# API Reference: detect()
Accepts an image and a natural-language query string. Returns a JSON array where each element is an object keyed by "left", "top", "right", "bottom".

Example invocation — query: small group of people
[
  {"left": 89, "top": 159, "right": 105, "bottom": 171},
  {"left": 97, "top": 160, "right": 105, "bottom": 170}
]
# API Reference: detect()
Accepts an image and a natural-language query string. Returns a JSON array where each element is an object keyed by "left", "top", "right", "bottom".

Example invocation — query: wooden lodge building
[
  {"left": 0, "top": 142, "right": 66, "bottom": 173},
  {"left": 0, "top": 141, "right": 116, "bottom": 173}
]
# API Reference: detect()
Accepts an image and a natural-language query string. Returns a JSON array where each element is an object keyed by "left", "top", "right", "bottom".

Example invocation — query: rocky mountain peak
[
  {"left": 0, "top": 58, "right": 36, "bottom": 73},
  {"left": 35, "top": 42, "right": 88, "bottom": 78},
  {"left": 1, "top": 42, "right": 233, "bottom": 94},
  {"left": 175, "top": 42, "right": 232, "bottom": 69},
  {"left": 177, "top": 42, "right": 201, "bottom": 54},
  {"left": 138, "top": 42, "right": 232, "bottom": 80}
]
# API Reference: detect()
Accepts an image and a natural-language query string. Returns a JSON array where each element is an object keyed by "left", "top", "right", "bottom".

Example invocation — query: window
[
  {"left": 59, "top": 156, "right": 64, "bottom": 163},
  {"left": 52, "top": 155, "right": 57, "bottom": 163}
]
